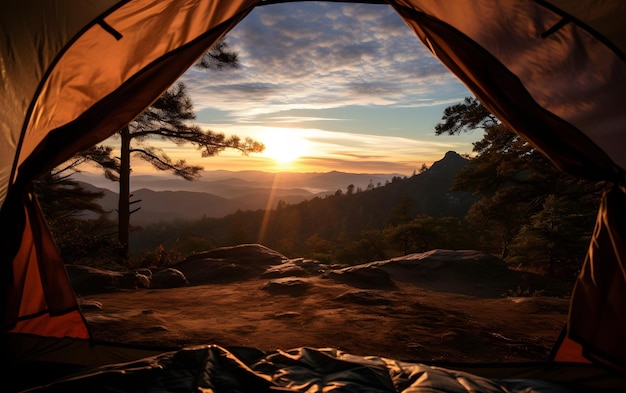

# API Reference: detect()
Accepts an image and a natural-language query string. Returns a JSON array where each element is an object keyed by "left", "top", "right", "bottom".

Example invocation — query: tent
[{"left": 1, "top": 0, "right": 624, "bottom": 391}]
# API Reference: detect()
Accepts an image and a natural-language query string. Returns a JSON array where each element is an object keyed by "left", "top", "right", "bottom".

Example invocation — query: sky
[{"left": 134, "top": 2, "right": 481, "bottom": 175}]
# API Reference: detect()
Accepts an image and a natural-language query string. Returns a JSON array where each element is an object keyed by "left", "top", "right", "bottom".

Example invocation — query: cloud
[
  {"left": 264, "top": 116, "right": 346, "bottom": 124},
  {"left": 182, "top": 2, "right": 465, "bottom": 119},
  {"left": 297, "top": 156, "right": 417, "bottom": 174}
]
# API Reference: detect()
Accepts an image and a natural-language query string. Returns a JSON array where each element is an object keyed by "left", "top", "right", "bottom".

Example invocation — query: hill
[
  {"left": 73, "top": 169, "right": 399, "bottom": 195},
  {"left": 338, "top": 151, "right": 475, "bottom": 219},
  {"left": 77, "top": 170, "right": 404, "bottom": 225}
]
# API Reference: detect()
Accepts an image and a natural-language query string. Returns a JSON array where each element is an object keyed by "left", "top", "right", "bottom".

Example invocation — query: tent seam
[{"left": 534, "top": 0, "right": 626, "bottom": 63}]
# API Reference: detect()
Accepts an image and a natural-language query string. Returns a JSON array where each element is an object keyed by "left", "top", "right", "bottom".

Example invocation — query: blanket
[{"left": 25, "top": 345, "right": 580, "bottom": 392}]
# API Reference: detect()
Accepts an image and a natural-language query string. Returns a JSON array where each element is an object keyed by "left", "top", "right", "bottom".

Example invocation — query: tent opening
[{"left": 37, "top": 1, "right": 584, "bottom": 365}]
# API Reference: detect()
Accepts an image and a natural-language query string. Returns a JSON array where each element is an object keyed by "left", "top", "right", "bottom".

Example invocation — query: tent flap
[
  {"left": 391, "top": 0, "right": 625, "bottom": 181},
  {"left": 5, "top": 189, "right": 89, "bottom": 339},
  {"left": 567, "top": 186, "right": 626, "bottom": 373}
]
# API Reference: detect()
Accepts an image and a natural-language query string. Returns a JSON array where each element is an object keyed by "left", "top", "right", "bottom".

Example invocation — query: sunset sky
[{"left": 130, "top": 2, "right": 481, "bottom": 175}]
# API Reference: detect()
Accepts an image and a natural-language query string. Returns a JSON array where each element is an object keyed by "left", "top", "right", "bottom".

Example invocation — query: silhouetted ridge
[{"left": 425, "top": 151, "right": 468, "bottom": 177}]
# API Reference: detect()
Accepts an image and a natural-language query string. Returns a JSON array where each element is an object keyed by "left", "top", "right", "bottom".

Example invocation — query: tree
[
  {"left": 436, "top": 97, "right": 600, "bottom": 272},
  {"left": 435, "top": 96, "right": 497, "bottom": 136},
  {"left": 102, "top": 39, "right": 264, "bottom": 262},
  {"left": 509, "top": 189, "right": 598, "bottom": 279},
  {"left": 195, "top": 38, "right": 239, "bottom": 70},
  {"left": 387, "top": 195, "right": 414, "bottom": 226},
  {"left": 35, "top": 159, "right": 120, "bottom": 267},
  {"left": 386, "top": 215, "right": 439, "bottom": 255},
  {"left": 115, "top": 82, "right": 264, "bottom": 261}
]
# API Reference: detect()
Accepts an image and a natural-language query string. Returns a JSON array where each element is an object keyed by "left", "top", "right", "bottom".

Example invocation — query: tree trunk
[
  {"left": 118, "top": 125, "right": 131, "bottom": 263},
  {"left": 500, "top": 232, "right": 510, "bottom": 260}
]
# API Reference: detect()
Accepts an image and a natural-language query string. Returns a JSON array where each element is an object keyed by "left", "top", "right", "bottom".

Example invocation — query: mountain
[
  {"left": 76, "top": 170, "right": 405, "bottom": 225},
  {"left": 76, "top": 152, "right": 471, "bottom": 226},
  {"left": 316, "top": 151, "right": 475, "bottom": 221},
  {"left": 72, "top": 170, "right": 399, "bottom": 196}
]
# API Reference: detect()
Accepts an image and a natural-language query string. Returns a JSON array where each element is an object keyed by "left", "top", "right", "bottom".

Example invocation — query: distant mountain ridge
[
  {"left": 74, "top": 170, "right": 401, "bottom": 195},
  {"left": 312, "top": 151, "right": 475, "bottom": 221},
  {"left": 77, "top": 152, "right": 471, "bottom": 225},
  {"left": 77, "top": 169, "right": 406, "bottom": 225}
]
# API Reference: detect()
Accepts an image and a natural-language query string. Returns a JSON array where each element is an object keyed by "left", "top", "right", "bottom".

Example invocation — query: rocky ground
[{"left": 76, "top": 245, "right": 571, "bottom": 363}]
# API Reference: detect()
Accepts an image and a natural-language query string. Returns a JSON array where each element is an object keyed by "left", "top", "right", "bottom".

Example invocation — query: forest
[{"left": 36, "top": 97, "right": 603, "bottom": 282}]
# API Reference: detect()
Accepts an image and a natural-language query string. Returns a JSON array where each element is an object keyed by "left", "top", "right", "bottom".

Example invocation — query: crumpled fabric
[{"left": 25, "top": 345, "right": 576, "bottom": 393}]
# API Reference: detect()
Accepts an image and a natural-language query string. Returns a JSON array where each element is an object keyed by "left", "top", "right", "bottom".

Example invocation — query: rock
[
  {"left": 335, "top": 290, "right": 393, "bottom": 305},
  {"left": 381, "top": 249, "right": 516, "bottom": 297},
  {"left": 150, "top": 268, "right": 188, "bottom": 289},
  {"left": 65, "top": 265, "right": 124, "bottom": 295},
  {"left": 79, "top": 300, "right": 103, "bottom": 310},
  {"left": 135, "top": 273, "right": 151, "bottom": 289},
  {"left": 324, "top": 265, "right": 397, "bottom": 290},
  {"left": 293, "top": 258, "right": 331, "bottom": 273},
  {"left": 262, "top": 262, "right": 308, "bottom": 278},
  {"left": 392, "top": 249, "right": 509, "bottom": 277},
  {"left": 66, "top": 265, "right": 155, "bottom": 294},
  {"left": 175, "top": 259, "right": 258, "bottom": 284},
  {"left": 261, "top": 277, "right": 311, "bottom": 296},
  {"left": 184, "top": 244, "right": 287, "bottom": 266},
  {"left": 134, "top": 268, "right": 153, "bottom": 278},
  {"left": 119, "top": 271, "right": 143, "bottom": 290},
  {"left": 175, "top": 244, "right": 290, "bottom": 285}
]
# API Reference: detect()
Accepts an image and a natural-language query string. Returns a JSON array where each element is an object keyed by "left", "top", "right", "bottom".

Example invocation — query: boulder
[
  {"left": 292, "top": 258, "right": 331, "bottom": 273},
  {"left": 324, "top": 265, "right": 397, "bottom": 290},
  {"left": 65, "top": 265, "right": 125, "bottom": 295},
  {"left": 174, "top": 244, "right": 289, "bottom": 285},
  {"left": 261, "top": 277, "right": 311, "bottom": 296},
  {"left": 184, "top": 244, "right": 287, "bottom": 266},
  {"left": 262, "top": 261, "right": 308, "bottom": 278},
  {"left": 135, "top": 273, "right": 151, "bottom": 289},
  {"left": 119, "top": 271, "right": 144, "bottom": 290},
  {"left": 78, "top": 299, "right": 103, "bottom": 311},
  {"left": 134, "top": 268, "right": 153, "bottom": 278},
  {"left": 175, "top": 259, "right": 259, "bottom": 284},
  {"left": 150, "top": 268, "right": 188, "bottom": 289},
  {"left": 373, "top": 249, "right": 521, "bottom": 297},
  {"left": 391, "top": 249, "right": 509, "bottom": 277}
]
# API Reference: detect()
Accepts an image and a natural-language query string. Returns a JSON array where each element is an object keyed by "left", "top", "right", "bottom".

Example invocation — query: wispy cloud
[
  {"left": 263, "top": 116, "right": 347, "bottom": 124},
  {"left": 183, "top": 2, "right": 466, "bottom": 118}
]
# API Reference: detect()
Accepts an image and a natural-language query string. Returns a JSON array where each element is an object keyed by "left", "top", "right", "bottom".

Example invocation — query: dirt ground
[{"left": 80, "top": 275, "right": 570, "bottom": 363}]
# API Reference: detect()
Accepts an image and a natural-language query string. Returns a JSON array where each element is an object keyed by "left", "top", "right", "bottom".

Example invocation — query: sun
[{"left": 260, "top": 129, "right": 311, "bottom": 165}]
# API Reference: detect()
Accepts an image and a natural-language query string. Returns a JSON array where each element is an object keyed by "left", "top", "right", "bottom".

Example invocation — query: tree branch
[{"left": 131, "top": 148, "right": 201, "bottom": 181}]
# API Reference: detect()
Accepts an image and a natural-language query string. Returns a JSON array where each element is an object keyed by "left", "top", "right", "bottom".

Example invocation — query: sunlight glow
[{"left": 260, "top": 128, "right": 312, "bottom": 165}]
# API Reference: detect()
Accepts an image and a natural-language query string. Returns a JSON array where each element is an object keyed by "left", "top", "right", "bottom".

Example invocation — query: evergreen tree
[
  {"left": 436, "top": 97, "right": 601, "bottom": 275},
  {"left": 35, "top": 165, "right": 119, "bottom": 266},
  {"left": 115, "top": 81, "right": 264, "bottom": 261},
  {"left": 95, "top": 39, "right": 265, "bottom": 262}
]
